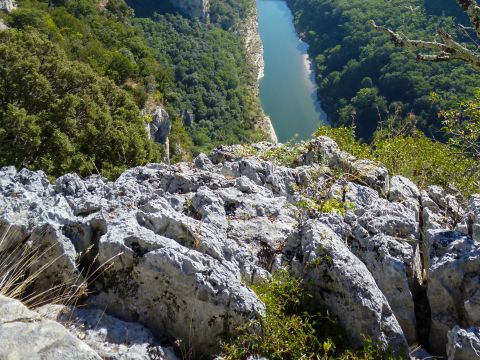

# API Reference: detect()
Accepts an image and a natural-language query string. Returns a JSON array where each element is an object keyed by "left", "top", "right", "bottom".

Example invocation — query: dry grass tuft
[{"left": 0, "top": 224, "right": 121, "bottom": 309}]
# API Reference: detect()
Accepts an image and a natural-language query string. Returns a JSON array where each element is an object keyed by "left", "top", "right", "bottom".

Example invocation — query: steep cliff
[
  {"left": 168, "top": 0, "right": 209, "bottom": 19},
  {"left": 1, "top": 136, "right": 479, "bottom": 358}
]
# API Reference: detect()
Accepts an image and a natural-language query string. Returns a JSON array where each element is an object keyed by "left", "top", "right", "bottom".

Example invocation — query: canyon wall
[{"left": 169, "top": 0, "right": 209, "bottom": 19}]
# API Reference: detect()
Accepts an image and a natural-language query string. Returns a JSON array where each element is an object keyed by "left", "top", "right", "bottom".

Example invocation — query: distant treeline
[{"left": 286, "top": 0, "right": 480, "bottom": 140}]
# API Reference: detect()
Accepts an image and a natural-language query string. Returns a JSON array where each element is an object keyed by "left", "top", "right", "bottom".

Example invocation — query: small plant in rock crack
[
  {"left": 221, "top": 269, "right": 389, "bottom": 360},
  {"left": 261, "top": 140, "right": 306, "bottom": 166},
  {"left": 294, "top": 170, "right": 354, "bottom": 217}
]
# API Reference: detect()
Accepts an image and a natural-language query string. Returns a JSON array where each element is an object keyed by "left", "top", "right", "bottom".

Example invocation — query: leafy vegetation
[
  {"left": 8, "top": 0, "right": 173, "bottom": 107},
  {"left": 315, "top": 125, "right": 479, "bottom": 196},
  {"left": 209, "top": 0, "right": 253, "bottom": 29},
  {"left": 138, "top": 13, "right": 266, "bottom": 155},
  {"left": 222, "top": 270, "right": 389, "bottom": 360},
  {"left": 0, "top": 0, "right": 176, "bottom": 178},
  {"left": 0, "top": 29, "right": 160, "bottom": 178},
  {"left": 286, "top": 0, "right": 480, "bottom": 141}
]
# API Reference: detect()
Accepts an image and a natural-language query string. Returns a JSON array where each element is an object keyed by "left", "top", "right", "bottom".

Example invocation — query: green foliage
[
  {"left": 209, "top": 0, "right": 253, "bottom": 29},
  {"left": 138, "top": 13, "right": 266, "bottom": 155},
  {"left": 169, "top": 118, "right": 193, "bottom": 163},
  {"left": 296, "top": 198, "right": 354, "bottom": 216},
  {"left": 286, "top": 0, "right": 480, "bottom": 141},
  {"left": 222, "top": 270, "right": 389, "bottom": 360},
  {"left": 222, "top": 270, "right": 331, "bottom": 360},
  {"left": 9, "top": 0, "right": 173, "bottom": 101},
  {"left": 440, "top": 90, "right": 480, "bottom": 159},
  {"left": 315, "top": 125, "right": 479, "bottom": 196},
  {"left": 261, "top": 141, "right": 306, "bottom": 166},
  {"left": 0, "top": 29, "right": 159, "bottom": 178}
]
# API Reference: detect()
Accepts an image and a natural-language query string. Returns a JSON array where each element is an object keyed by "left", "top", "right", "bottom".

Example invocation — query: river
[{"left": 256, "top": 0, "right": 327, "bottom": 142}]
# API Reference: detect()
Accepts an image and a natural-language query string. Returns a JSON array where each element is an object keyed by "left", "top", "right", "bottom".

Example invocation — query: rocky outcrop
[
  {"left": 37, "top": 304, "right": 178, "bottom": 359},
  {"left": 447, "top": 326, "right": 480, "bottom": 360},
  {"left": 292, "top": 221, "right": 409, "bottom": 354},
  {"left": 146, "top": 106, "right": 171, "bottom": 144},
  {"left": 1, "top": 136, "right": 479, "bottom": 357},
  {"left": 0, "top": 295, "right": 100, "bottom": 359},
  {"left": 0, "top": 0, "right": 16, "bottom": 13},
  {"left": 168, "top": 0, "right": 209, "bottom": 20}
]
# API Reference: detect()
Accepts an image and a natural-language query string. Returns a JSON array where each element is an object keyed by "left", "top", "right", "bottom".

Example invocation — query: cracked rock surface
[{"left": 1, "top": 136, "right": 479, "bottom": 357}]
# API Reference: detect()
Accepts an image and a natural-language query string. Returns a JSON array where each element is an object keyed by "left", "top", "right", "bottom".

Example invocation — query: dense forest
[
  {"left": 128, "top": 0, "right": 266, "bottom": 155},
  {"left": 0, "top": 0, "right": 171, "bottom": 178},
  {"left": 137, "top": 14, "right": 265, "bottom": 155},
  {"left": 0, "top": 0, "right": 265, "bottom": 176},
  {"left": 286, "top": 0, "right": 480, "bottom": 140}
]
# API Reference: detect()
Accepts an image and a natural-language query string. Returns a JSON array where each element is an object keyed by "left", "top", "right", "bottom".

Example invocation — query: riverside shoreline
[{"left": 238, "top": 1, "right": 279, "bottom": 143}]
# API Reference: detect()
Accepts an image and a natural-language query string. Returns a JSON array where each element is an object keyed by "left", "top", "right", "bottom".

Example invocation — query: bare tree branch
[
  {"left": 372, "top": 0, "right": 480, "bottom": 69},
  {"left": 457, "top": 0, "right": 480, "bottom": 38}
]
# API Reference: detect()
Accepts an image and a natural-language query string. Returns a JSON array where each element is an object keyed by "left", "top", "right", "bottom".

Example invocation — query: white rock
[
  {"left": 293, "top": 220, "right": 409, "bottom": 355},
  {"left": 427, "top": 231, "right": 480, "bottom": 354},
  {"left": 447, "top": 326, "right": 480, "bottom": 360},
  {"left": 0, "top": 295, "right": 100, "bottom": 359}
]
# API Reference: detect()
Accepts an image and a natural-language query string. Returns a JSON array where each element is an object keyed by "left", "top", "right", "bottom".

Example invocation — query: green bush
[
  {"left": 0, "top": 29, "right": 159, "bottom": 179},
  {"left": 222, "top": 270, "right": 389, "bottom": 360},
  {"left": 314, "top": 125, "right": 479, "bottom": 196}
]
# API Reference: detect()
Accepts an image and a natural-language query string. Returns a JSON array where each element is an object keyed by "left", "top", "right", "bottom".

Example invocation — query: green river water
[{"left": 257, "top": 0, "right": 327, "bottom": 142}]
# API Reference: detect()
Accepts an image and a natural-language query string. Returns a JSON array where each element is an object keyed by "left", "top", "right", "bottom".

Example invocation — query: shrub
[
  {"left": 314, "top": 125, "right": 479, "bottom": 196},
  {"left": 222, "top": 270, "right": 389, "bottom": 360}
]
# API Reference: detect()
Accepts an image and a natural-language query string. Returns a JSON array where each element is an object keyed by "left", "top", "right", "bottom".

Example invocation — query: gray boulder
[
  {"left": 427, "top": 230, "right": 480, "bottom": 354},
  {"left": 37, "top": 304, "right": 179, "bottom": 360},
  {"left": 447, "top": 326, "right": 480, "bottom": 360},
  {"left": 91, "top": 213, "right": 264, "bottom": 357},
  {"left": 299, "top": 137, "right": 389, "bottom": 196},
  {"left": 291, "top": 220, "right": 409, "bottom": 355},
  {"left": 332, "top": 180, "right": 419, "bottom": 343},
  {"left": 147, "top": 106, "right": 171, "bottom": 144},
  {"left": 0, "top": 295, "right": 100, "bottom": 359},
  {"left": 388, "top": 175, "right": 421, "bottom": 220},
  {"left": 458, "top": 195, "right": 480, "bottom": 242}
]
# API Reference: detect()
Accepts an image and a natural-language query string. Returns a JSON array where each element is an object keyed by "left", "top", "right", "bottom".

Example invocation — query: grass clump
[
  {"left": 0, "top": 224, "right": 117, "bottom": 309},
  {"left": 222, "top": 270, "right": 388, "bottom": 360}
]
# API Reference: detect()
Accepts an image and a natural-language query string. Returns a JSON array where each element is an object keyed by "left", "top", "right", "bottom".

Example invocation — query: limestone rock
[
  {"left": 291, "top": 220, "right": 409, "bottom": 355},
  {"left": 299, "top": 137, "right": 389, "bottom": 196},
  {"left": 336, "top": 180, "right": 420, "bottom": 343},
  {"left": 37, "top": 305, "right": 179, "bottom": 360},
  {"left": 388, "top": 175, "right": 420, "bottom": 219},
  {"left": 2, "top": 135, "right": 480, "bottom": 357},
  {"left": 0, "top": 0, "right": 16, "bottom": 13},
  {"left": 427, "top": 230, "right": 480, "bottom": 354},
  {"left": 147, "top": 106, "right": 171, "bottom": 144},
  {"left": 447, "top": 326, "right": 480, "bottom": 360},
  {"left": 458, "top": 195, "right": 480, "bottom": 242},
  {"left": 0, "top": 295, "right": 100, "bottom": 359}
]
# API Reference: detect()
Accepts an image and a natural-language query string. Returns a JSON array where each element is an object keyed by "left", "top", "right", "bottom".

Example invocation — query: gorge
[
  {"left": 2, "top": 0, "right": 480, "bottom": 359},
  {"left": 256, "top": 0, "right": 327, "bottom": 142}
]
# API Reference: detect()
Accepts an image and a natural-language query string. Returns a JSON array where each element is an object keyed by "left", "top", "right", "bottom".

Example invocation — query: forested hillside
[
  {"left": 0, "top": 0, "right": 265, "bottom": 176},
  {"left": 128, "top": 0, "right": 267, "bottom": 155},
  {"left": 286, "top": 0, "right": 480, "bottom": 140},
  {"left": 0, "top": 0, "right": 171, "bottom": 178}
]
